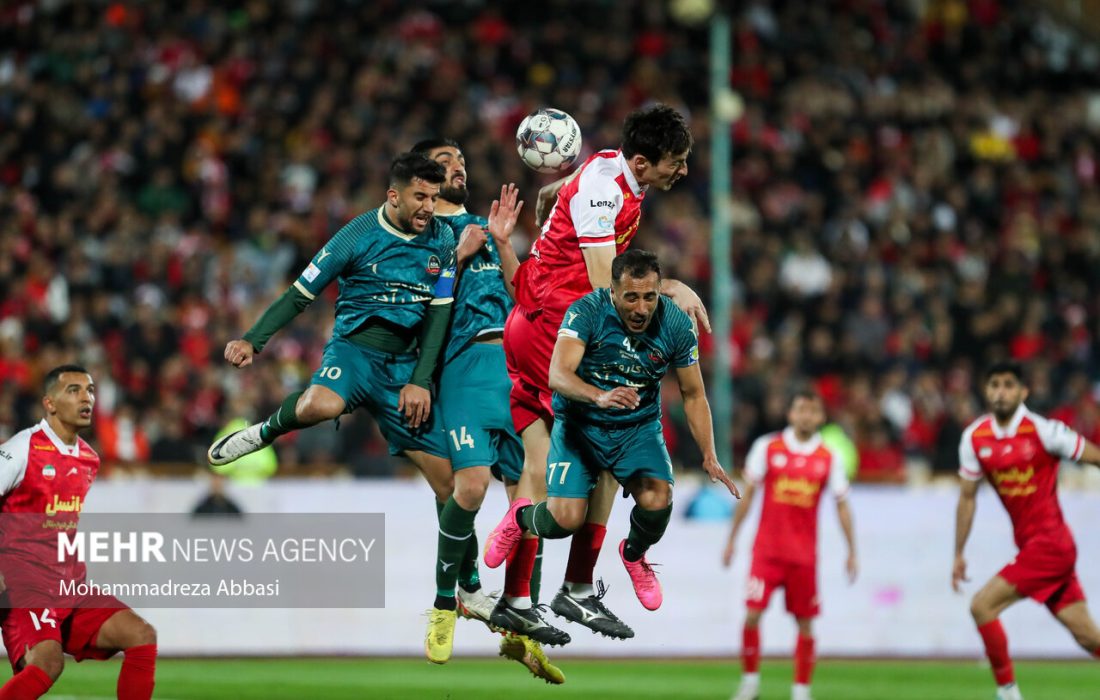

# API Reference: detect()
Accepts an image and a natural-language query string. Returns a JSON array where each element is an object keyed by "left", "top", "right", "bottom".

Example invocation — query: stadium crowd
[{"left": 1, "top": 0, "right": 1099, "bottom": 480}]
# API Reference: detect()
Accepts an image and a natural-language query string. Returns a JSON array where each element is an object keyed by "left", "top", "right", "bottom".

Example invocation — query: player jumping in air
[
  {"left": 412, "top": 138, "right": 564, "bottom": 683},
  {"left": 489, "top": 105, "right": 711, "bottom": 641},
  {"left": 485, "top": 250, "right": 737, "bottom": 621},
  {"left": 954, "top": 361, "right": 1100, "bottom": 700},
  {"left": 723, "top": 388, "right": 857, "bottom": 700},
  {"left": 0, "top": 365, "right": 158, "bottom": 700}
]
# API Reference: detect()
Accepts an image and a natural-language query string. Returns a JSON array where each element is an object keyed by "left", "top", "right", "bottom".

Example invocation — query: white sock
[
  {"left": 739, "top": 672, "right": 760, "bottom": 690},
  {"left": 997, "top": 683, "right": 1022, "bottom": 700},
  {"left": 566, "top": 581, "right": 594, "bottom": 597},
  {"left": 791, "top": 683, "right": 812, "bottom": 700},
  {"left": 504, "top": 595, "right": 532, "bottom": 610}
]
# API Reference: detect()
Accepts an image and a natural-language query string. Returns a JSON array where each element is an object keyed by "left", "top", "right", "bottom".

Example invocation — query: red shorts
[
  {"left": 0, "top": 596, "right": 127, "bottom": 668},
  {"left": 746, "top": 557, "right": 819, "bottom": 619},
  {"left": 503, "top": 304, "right": 560, "bottom": 433},
  {"left": 999, "top": 539, "right": 1085, "bottom": 614}
]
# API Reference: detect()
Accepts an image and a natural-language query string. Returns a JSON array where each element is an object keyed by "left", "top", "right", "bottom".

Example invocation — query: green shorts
[
  {"left": 438, "top": 343, "right": 523, "bottom": 482},
  {"left": 312, "top": 336, "right": 448, "bottom": 459},
  {"left": 546, "top": 416, "right": 674, "bottom": 499}
]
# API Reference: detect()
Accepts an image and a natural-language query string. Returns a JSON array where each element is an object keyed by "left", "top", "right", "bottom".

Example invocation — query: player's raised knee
[
  {"left": 132, "top": 618, "right": 157, "bottom": 647},
  {"left": 547, "top": 499, "right": 586, "bottom": 532},
  {"left": 634, "top": 478, "right": 672, "bottom": 510},
  {"left": 24, "top": 643, "right": 64, "bottom": 682},
  {"left": 294, "top": 387, "right": 344, "bottom": 423}
]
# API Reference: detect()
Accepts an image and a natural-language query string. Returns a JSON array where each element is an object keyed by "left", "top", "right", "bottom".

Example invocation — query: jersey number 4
[{"left": 449, "top": 427, "right": 475, "bottom": 451}]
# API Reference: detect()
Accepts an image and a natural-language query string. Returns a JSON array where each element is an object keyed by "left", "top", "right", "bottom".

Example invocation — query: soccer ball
[{"left": 515, "top": 108, "right": 582, "bottom": 173}]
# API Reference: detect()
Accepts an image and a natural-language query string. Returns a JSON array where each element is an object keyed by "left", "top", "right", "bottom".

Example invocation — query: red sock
[
  {"left": 742, "top": 625, "right": 760, "bottom": 673},
  {"left": 564, "top": 522, "right": 606, "bottom": 585},
  {"left": 978, "top": 620, "right": 1014, "bottom": 685},
  {"left": 794, "top": 634, "right": 815, "bottom": 684},
  {"left": 118, "top": 644, "right": 157, "bottom": 700},
  {"left": 0, "top": 665, "right": 52, "bottom": 700},
  {"left": 505, "top": 537, "right": 539, "bottom": 598}
]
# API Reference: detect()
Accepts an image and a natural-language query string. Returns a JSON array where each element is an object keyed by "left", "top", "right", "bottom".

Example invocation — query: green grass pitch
[{"left": 45, "top": 657, "right": 1098, "bottom": 699}]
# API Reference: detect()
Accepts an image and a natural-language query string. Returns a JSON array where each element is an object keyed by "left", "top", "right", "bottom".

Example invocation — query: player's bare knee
[
  {"left": 24, "top": 645, "right": 64, "bottom": 682},
  {"left": 634, "top": 479, "right": 671, "bottom": 510},
  {"left": 744, "top": 610, "right": 763, "bottom": 628},
  {"left": 295, "top": 391, "right": 342, "bottom": 424},
  {"left": 969, "top": 595, "right": 992, "bottom": 624},
  {"left": 548, "top": 500, "right": 585, "bottom": 532},
  {"left": 131, "top": 619, "right": 157, "bottom": 648},
  {"left": 454, "top": 472, "right": 489, "bottom": 509}
]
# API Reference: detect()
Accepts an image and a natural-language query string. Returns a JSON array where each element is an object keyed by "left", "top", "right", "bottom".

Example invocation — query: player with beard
[
  {"left": 484, "top": 250, "right": 737, "bottom": 629},
  {"left": 411, "top": 138, "right": 564, "bottom": 683},
  {"left": 954, "top": 362, "right": 1100, "bottom": 700}
]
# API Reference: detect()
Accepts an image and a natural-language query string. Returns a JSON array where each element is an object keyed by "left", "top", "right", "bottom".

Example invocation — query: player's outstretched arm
[
  {"left": 722, "top": 481, "right": 756, "bottom": 568},
  {"left": 487, "top": 183, "right": 524, "bottom": 299},
  {"left": 952, "top": 478, "right": 979, "bottom": 592},
  {"left": 548, "top": 335, "right": 639, "bottom": 409},
  {"left": 675, "top": 362, "right": 739, "bottom": 497},
  {"left": 837, "top": 499, "right": 858, "bottom": 583},
  {"left": 661, "top": 279, "right": 711, "bottom": 334},
  {"left": 228, "top": 285, "right": 315, "bottom": 368}
]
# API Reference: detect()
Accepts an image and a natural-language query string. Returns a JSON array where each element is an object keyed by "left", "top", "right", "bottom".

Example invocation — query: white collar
[
  {"left": 617, "top": 151, "right": 645, "bottom": 197},
  {"left": 991, "top": 404, "right": 1028, "bottom": 439},
  {"left": 38, "top": 419, "right": 81, "bottom": 456},
  {"left": 781, "top": 426, "right": 823, "bottom": 455}
]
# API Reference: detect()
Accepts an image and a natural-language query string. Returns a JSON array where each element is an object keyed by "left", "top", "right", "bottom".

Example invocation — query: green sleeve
[
  {"left": 242, "top": 286, "right": 314, "bottom": 353},
  {"left": 408, "top": 300, "right": 453, "bottom": 389}
]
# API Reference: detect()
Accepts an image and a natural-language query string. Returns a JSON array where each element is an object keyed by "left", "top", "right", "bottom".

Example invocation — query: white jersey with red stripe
[
  {"left": 513, "top": 150, "right": 646, "bottom": 317},
  {"left": 958, "top": 404, "right": 1084, "bottom": 549}
]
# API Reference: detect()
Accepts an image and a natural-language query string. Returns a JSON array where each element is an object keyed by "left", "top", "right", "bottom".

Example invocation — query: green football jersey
[
  {"left": 553, "top": 288, "right": 698, "bottom": 427},
  {"left": 293, "top": 205, "right": 457, "bottom": 337},
  {"left": 436, "top": 209, "right": 513, "bottom": 363}
]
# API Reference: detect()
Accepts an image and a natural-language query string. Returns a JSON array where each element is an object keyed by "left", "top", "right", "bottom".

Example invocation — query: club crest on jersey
[
  {"left": 648, "top": 350, "right": 666, "bottom": 364},
  {"left": 42, "top": 464, "right": 56, "bottom": 480},
  {"left": 771, "top": 453, "right": 788, "bottom": 468},
  {"left": 426, "top": 255, "right": 442, "bottom": 275},
  {"left": 979, "top": 446, "right": 993, "bottom": 458}
]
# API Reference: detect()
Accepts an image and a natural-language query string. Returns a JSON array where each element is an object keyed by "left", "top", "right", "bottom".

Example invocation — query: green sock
[
  {"left": 531, "top": 537, "right": 544, "bottom": 605},
  {"left": 259, "top": 391, "right": 305, "bottom": 442},
  {"left": 520, "top": 501, "right": 574, "bottom": 539},
  {"left": 624, "top": 503, "right": 672, "bottom": 561},
  {"left": 436, "top": 496, "right": 478, "bottom": 598},
  {"left": 458, "top": 527, "right": 481, "bottom": 592}
]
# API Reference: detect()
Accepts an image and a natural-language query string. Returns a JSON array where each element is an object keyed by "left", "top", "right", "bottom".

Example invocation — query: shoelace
[{"left": 634, "top": 560, "right": 661, "bottom": 592}]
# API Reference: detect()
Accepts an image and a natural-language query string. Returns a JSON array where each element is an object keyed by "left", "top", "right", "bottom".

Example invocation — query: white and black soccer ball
[{"left": 515, "top": 108, "right": 582, "bottom": 173}]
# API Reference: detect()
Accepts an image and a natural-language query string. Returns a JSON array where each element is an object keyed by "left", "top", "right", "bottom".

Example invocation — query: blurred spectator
[
  {"left": 191, "top": 474, "right": 243, "bottom": 518},
  {"left": 1, "top": 1, "right": 1099, "bottom": 482}
]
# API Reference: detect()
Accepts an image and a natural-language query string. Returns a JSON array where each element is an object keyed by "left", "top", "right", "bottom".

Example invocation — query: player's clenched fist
[
  {"left": 595, "top": 386, "right": 640, "bottom": 410},
  {"left": 224, "top": 339, "right": 255, "bottom": 368}
]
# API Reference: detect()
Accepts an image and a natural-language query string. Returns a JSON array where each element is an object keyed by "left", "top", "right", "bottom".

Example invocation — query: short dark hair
[
  {"left": 612, "top": 249, "right": 661, "bottom": 283},
  {"left": 410, "top": 138, "right": 462, "bottom": 156},
  {"left": 621, "top": 104, "right": 693, "bottom": 164},
  {"left": 43, "top": 364, "right": 90, "bottom": 396},
  {"left": 985, "top": 361, "right": 1025, "bottom": 383},
  {"left": 787, "top": 387, "right": 823, "bottom": 410},
  {"left": 389, "top": 152, "right": 446, "bottom": 189}
]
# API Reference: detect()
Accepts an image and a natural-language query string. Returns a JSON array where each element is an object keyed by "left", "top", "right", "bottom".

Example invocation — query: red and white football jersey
[
  {"left": 513, "top": 150, "right": 646, "bottom": 316},
  {"left": 745, "top": 427, "right": 849, "bottom": 567},
  {"left": 0, "top": 420, "right": 99, "bottom": 593},
  {"left": 959, "top": 404, "right": 1084, "bottom": 549}
]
